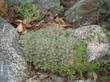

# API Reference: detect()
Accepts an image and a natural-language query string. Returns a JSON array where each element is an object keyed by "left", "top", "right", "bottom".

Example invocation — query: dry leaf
[
  {"left": 54, "top": 17, "right": 65, "bottom": 24},
  {"left": 15, "top": 19, "right": 33, "bottom": 29},
  {"left": 16, "top": 24, "right": 23, "bottom": 33}
]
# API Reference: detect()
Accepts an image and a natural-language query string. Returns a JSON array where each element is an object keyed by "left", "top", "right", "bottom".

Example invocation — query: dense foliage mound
[
  {"left": 20, "top": 27, "right": 89, "bottom": 78},
  {"left": 20, "top": 27, "right": 109, "bottom": 79}
]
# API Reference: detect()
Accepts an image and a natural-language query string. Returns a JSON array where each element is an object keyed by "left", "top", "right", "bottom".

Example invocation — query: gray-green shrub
[
  {"left": 20, "top": 27, "right": 107, "bottom": 79},
  {"left": 20, "top": 27, "right": 88, "bottom": 78}
]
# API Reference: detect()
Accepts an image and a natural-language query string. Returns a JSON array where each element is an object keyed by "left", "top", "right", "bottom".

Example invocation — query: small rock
[
  {"left": 87, "top": 42, "right": 109, "bottom": 62},
  {"left": 37, "top": 72, "right": 48, "bottom": 80},
  {"left": 26, "top": 72, "right": 50, "bottom": 82},
  {"left": 51, "top": 75, "right": 65, "bottom": 82},
  {"left": 73, "top": 79, "right": 93, "bottom": 82}
]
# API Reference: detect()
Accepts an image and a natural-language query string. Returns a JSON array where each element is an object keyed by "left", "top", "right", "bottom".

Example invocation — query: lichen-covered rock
[
  {"left": 73, "top": 25, "right": 109, "bottom": 62},
  {"left": 20, "top": 25, "right": 109, "bottom": 78},
  {"left": 87, "top": 42, "right": 109, "bottom": 62},
  {"left": 65, "top": 0, "right": 100, "bottom": 23},
  {"left": 5, "top": 0, "right": 35, "bottom": 6},
  {"left": 5, "top": 0, "right": 62, "bottom": 13},
  {"left": 65, "top": 0, "right": 110, "bottom": 24},
  {"left": 34, "top": 0, "right": 62, "bottom": 12},
  {"left": 0, "top": 17, "right": 28, "bottom": 82}
]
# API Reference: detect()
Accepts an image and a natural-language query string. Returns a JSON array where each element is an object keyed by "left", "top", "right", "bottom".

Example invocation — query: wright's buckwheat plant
[
  {"left": 20, "top": 27, "right": 88, "bottom": 78},
  {"left": 20, "top": 27, "right": 108, "bottom": 79}
]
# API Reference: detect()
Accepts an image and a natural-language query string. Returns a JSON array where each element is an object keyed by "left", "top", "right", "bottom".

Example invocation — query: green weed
[{"left": 18, "top": 3, "right": 44, "bottom": 22}]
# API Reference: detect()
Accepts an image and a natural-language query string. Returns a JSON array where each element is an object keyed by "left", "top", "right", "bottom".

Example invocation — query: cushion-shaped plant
[
  {"left": 20, "top": 27, "right": 88, "bottom": 78},
  {"left": 20, "top": 26, "right": 109, "bottom": 79}
]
